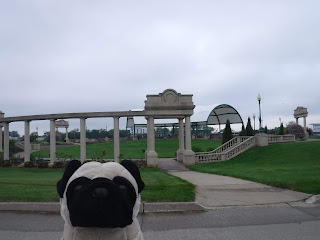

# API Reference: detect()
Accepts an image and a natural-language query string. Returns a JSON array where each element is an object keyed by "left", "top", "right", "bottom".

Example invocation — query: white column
[
  {"left": 296, "top": 118, "right": 299, "bottom": 124},
  {"left": 146, "top": 116, "right": 158, "bottom": 167},
  {"left": 303, "top": 116, "right": 309, "bottom": 139},
  {"left": 147, "top": 117, "right": 155, "bottom": 152},
  {"left": 24, "top": 121, "right": 31, "bottom": 162},
  {"left": 0, "top": 111, "right": 4, "bottom": 152},
  {"left": 50, "top": 120, "right": 56, "bottom": 165},
  {"left": 177, "top": 118, "right": 185, "bottom": 162},
  {"left": 185, "top": 116, "right": 192, "bottom": 151},
  {"left": 114, "top": 117, "right": 120, "bottom": 162},
  {"left": 0, "top": 126, "right": 2, "bottom": 152},
  {"left": 183, "top": 116, "right": 195, "bottom": 165},
  {"left": 80, "top": 118, "right": 86, "bottom": 163},
  {"left": 4, "top": 122, "right": 9, "bottom": 160},
  {"left": 65, "top": 127, "right": 69, "bottom": 142}
]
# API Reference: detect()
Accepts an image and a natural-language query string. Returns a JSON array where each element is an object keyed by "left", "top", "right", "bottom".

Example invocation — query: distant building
[{"left": 310, "top": 123, "right": 320, "bottom": 135}]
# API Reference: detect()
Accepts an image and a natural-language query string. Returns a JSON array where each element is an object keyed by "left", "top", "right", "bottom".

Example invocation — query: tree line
[{"left": 8, "top": 129, "right": 131, "bottom": 143}]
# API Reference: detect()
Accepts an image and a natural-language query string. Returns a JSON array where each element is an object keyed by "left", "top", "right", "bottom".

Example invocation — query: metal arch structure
[{"left": 206, "top": 104, "right": 244, "bottom": 131}]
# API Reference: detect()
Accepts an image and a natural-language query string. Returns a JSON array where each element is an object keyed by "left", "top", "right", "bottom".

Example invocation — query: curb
[
  {"left": 305, "top": 195, "right": 320, "bottom": 204},
  {"left": 142, "top": 202, "right": 205, "bottom": 213},
  {"left": 0, "top": 202, "right": 206, "bottom": 213},
  {"left": 0, "top": 202, "right": 60, "bottom": 213}
]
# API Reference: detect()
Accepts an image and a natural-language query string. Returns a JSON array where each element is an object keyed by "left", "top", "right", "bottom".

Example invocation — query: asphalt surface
[{"left": 1, "top": 204, "right": 320, "bottom": 240}]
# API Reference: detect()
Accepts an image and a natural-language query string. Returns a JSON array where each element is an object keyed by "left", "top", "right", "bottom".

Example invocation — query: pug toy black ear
[
  {"left": 121, "top": 160, "right": 145, "bottom": 193},
  {"left": 57, "top": 160, "right": 82, "bottom": 198}
]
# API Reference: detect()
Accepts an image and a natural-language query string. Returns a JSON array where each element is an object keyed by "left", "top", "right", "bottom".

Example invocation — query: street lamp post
[
  {"left": 257, "top": 94, "right": 262, "bottom": 132},
  {"left": 253, "top": 113, "right": 256, "bottom": 131}
]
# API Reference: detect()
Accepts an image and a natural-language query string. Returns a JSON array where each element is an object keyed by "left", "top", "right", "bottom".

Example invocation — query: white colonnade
[
  {"left": 0, "top": 89, "right": 196, "bottom": 166},
  {"left": 0, "top": 116, "right": 123, "bottom": 164}
]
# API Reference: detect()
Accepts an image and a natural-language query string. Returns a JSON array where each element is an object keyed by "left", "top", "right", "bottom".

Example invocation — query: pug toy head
[{"left": 57, "top": 160, "right": 145, "bottom": 229}]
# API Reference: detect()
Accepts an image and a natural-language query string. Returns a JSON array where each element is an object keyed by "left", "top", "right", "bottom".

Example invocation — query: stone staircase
[
  {"left": 15, "top": 142, "right": 24, "bottom": 151},
  {"left": 195, "top": 134, "right": 295, "bottom": 164}
]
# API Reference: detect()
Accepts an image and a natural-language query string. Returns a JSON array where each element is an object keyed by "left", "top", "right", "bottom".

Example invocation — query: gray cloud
[{"left": 1, "top": 0, "right": 319, "bottom": 134}]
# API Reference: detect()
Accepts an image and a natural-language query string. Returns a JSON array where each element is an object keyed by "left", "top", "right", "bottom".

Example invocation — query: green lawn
[
  {"left": 31, "top": 139, "right": 221, "bottom": 159},
  {"left": 0, "top": 167, "right": 195, "bottom": 202},
  {"left": 188, "top": 141, "right": 320, "bottom": 194}
]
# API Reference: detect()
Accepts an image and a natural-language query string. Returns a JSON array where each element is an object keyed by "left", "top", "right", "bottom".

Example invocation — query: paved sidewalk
[{"left": 158, "top": 158, "right": 311, "bottom": 208}]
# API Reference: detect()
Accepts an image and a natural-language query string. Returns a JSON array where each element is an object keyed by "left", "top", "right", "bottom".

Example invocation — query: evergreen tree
[
  {"left": 222, "top": 119, "right": 233, "bottom": 144},
  {"left": 278, "top": 123, "right": 284, "bottom": 135},
  {"left": 246, "top": 117, "right": 254, "bottom": 136},
  {"left": 264, "top": 126, "right": 268, "bottom": 134},
  {"left": 239, "top": 124, "right": 246, "bottom": 136}
]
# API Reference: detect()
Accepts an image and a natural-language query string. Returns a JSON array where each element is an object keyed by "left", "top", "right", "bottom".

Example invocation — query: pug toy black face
[{"left": 57, "top": 160, "right": 145, "bottom": 230}]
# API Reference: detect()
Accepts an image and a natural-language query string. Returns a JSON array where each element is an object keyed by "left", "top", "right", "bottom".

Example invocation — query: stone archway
[
  {"left": 294, "top": 106, "right": 309, "bottom": 138},
  {"left": 55, "top": 120, "right": 70, "bottom": 142},
  {"left": 144, "top": 89, "right": 195, "bottom": 165}
]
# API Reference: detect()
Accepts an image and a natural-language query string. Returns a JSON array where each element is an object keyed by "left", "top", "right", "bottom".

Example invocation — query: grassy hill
[{"left": 188, "top": 141, "right": 320, "bottom": 194}]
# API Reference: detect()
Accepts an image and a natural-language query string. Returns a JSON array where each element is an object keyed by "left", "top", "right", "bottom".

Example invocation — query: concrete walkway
[{"left": 158, "top": 158, "right": 311, "bottom": 208}]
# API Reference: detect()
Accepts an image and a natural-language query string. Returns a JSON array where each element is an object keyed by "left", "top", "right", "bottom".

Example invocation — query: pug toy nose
[{"left": 91, "top": 187, "right": 109, "bottom": 198}]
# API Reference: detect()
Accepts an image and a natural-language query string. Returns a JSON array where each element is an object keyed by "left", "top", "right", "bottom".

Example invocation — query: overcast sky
[{"left": 1, "top": 0, "right": 319, "bottom": 135}]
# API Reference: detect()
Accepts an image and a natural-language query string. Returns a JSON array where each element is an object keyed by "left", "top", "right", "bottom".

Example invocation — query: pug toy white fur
[{"left": 57, "top": 160, "right": 145, "bottom": 240}]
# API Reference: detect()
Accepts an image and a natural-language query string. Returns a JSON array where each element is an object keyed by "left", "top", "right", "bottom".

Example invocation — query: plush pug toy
[{"left": 57, "top": 160, "right": 145, "bottom": 240}]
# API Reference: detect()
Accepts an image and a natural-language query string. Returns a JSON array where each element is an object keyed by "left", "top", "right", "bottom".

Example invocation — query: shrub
[
  {"left": 64, "top": 160, "right": 72, "bottom": 168},
  {"left": 37, "top": 161, "right": 49, "bottom": 168},
  {"left": 285, "top": 121, "right": 295, "bottom": 134},
  {"left": 11, "top": 156, "right": 24, "bottom": 166},
  {"left": 192, "top": 146, "right": 203, "bottom": 152},
  {"left": 264, "top": 126, "right": 268, "bottom": 134},
  {"left": 52, "top": 161, "right": 65, "bottom": 168},
  {"left": 24, "top": 161, "right": 34, "bottom": 168},
  {"left": 288, "top": 124, "right": 305, "bottom": 140},
  {"left": 222, "top": 119, "right": 233, "bottom": 144},
  {"left": 1, "top": 160, "right": 13, "bottom": 167}
]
